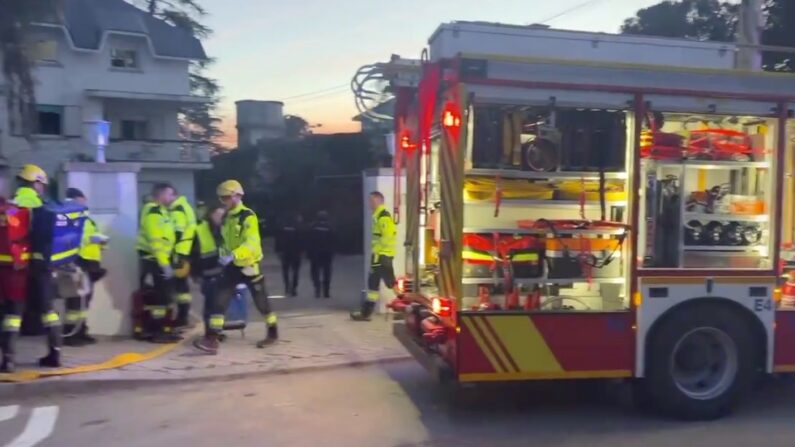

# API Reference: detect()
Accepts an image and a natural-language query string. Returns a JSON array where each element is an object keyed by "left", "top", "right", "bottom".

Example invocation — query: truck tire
[{"left": 644, "top": 305, "right": 755, "bottom": 420}]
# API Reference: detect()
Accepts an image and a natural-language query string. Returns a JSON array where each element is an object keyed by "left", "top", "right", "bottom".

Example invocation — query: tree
[
  {"left": 0, "top": 0, "right": 61, "bottom": 139},
  {"left": 621, "top": 0, "right": 738, "bottom": 42},
  {"left": 622, "top": 0, "right": 795, "bottom": 71},
  {"left": 284, "top": 114, "right": 310, "bottom": 139},
  {"left": 129, "top": 0, "right": 224, "bottom": 150}
]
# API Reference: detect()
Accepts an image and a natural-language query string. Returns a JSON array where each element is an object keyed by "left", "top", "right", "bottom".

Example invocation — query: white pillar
[
  {"left": 362, "top": 168, "right": 406, "bottom": 313},
  {"left": 60, "top": 162, "right": 141, "bottom": 336}
]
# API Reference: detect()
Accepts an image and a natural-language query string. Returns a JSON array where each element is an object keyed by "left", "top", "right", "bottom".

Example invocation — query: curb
[
  {"left": 0, "top": 354, "right": 412, "bottom": 399},
  {"left": 0, "top": 327, "right": 201, "bottom": 384}
]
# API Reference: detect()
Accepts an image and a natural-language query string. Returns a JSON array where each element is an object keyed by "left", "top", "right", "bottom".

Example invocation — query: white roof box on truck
[{"left": 428, "top": 21, "right": 737, "bottom": 70}]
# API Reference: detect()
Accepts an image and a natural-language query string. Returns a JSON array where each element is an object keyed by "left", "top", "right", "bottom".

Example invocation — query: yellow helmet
[
  {"left": 18, "top": 164, "right": 48, "bottom": 184},
  {"left": 217, "top": 180, "right": 244, "bottom": 197}
]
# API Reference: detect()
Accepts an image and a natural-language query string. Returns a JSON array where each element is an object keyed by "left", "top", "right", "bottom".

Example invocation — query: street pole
[{"left": 737, "top": 0, "right": 764, "bottom": 71}]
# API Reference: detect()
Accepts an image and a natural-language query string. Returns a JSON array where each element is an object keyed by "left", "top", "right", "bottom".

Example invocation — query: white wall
[{"left": 137, "top": 168, "right": 196, "bottom": 204}]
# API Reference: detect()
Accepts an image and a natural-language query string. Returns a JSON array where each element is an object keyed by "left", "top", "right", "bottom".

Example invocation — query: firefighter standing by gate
[
  {"left": 351, "top": 191, "right": 396, "bottom": 321},
  {"left": 308, "top": 210, "right": 335, "bottom": 299},
  {"left": 194, "top": 180, "right": 278, "bottom": 354},
  {"left": 170, "top": 193, "right": 197, "bottom": 328},
  {"left": 9, "top": 165, "right": 62, "bottom": 367},
  {"left": 63, "top": 188, "right": 108, "bottom": 346},
  {"left": 136, "top": 183, "right": 181, "bottom": 343}
]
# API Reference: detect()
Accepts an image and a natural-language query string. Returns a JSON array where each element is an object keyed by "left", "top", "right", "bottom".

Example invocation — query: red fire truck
[{"left": 365, "top": 22, "right": 795, "bottom": 420}]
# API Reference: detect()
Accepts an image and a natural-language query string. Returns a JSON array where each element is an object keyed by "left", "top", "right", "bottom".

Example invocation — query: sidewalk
[{"left": 0, "top": 254, "right": 411, "bottom": 396}]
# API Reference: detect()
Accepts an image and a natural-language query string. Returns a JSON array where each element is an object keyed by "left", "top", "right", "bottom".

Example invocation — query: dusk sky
[{"left": 201, "top": 0, "right": 667, "bottom": 145}]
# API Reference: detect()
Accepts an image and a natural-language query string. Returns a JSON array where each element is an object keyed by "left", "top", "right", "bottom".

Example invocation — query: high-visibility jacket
[
  {"left": 195, "top": 220, "right": 221, "bottom": 277},
  {"left": 136, "top": 204, "right": 175, "bottom": 267},
  {"left": 371, "top": 205, "right": 396, "bottom": 258},
  {"left": 13, "top": 187, "right": 43, "bottom": 209},
  {"left": 79, "top": 216, "right": 104, "bottom": 262},
  {"left": 221, "top": 203, "right": 262, "bottom": 268},
  {"left": 170, "top": 196, "right": 197, "bottom": 257}
]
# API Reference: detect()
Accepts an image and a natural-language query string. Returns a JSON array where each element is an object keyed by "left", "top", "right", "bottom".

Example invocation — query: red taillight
[
  {"left": 431, "top": 297, "right": 453, "bottom": 317},
  {"left": 442, "top": 109, "right": 461, "bottom": 129}
]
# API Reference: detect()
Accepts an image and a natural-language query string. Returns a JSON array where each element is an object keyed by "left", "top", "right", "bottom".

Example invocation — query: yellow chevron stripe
[
  {"left": 485, "top": 316, "right": 562, "bottom": 373},
  {"left": 470, "top": 317, "right": 515, "bottom": 373},
  {"left": 462, "top": 316, "right": 504, "bottom": 373},
  {"left": 459, "top": 370, "right": 633, "bottom": 383}
]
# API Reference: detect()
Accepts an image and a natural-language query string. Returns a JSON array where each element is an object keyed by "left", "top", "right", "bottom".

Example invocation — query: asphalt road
[{"left": 3, "top": 360, "right": 795, "bottom": 447}]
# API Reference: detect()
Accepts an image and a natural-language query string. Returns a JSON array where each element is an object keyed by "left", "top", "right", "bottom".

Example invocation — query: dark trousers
[
  {"left": 310, "top": 253, "right": 333, "bottom": 297},
  {"left": 280, "top": 253, "right": 301, "bottom": 295},
  {"left": 25, "top": 263, "right": 61, "bottom": 350},
  {"left": 139, "top": 258, "right": 173, "bottom": 334},
  {"left": 210, "top": 265, "right": 275, "bottom": 335},
  {"left": 201, "top": 275, "right": 219, "bottom": 335},
  {"left": 368, "top": 256, "right": 396, "bottom": 293},
  {"left": 173, "top": 276, "right": 192, "bottom": 324}
]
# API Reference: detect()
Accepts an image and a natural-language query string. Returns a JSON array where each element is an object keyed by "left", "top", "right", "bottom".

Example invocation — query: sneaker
[
  {"left": 192, "top": 336, "right": 219, "bottom": 354},
  {"left": 39, "top": 349, "right": 61, "bottom": 368}
]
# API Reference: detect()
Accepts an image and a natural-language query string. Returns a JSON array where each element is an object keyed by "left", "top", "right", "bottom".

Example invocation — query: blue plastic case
[{"left": 31, "top": 202, "right": 88, "bottom": 267}]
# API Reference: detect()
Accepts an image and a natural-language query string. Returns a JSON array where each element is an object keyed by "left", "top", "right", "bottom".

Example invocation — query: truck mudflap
[{"left": 393, "top": 322, "right": 455, "bottom": 382}]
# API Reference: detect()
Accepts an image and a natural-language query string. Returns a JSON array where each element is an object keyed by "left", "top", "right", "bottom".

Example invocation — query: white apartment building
[{"left": 0, "top": 0, "right": 210, "bottom": 202}]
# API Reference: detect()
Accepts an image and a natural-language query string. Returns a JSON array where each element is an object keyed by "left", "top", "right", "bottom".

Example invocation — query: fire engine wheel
[{"left": 644, "top": 305, "right": 755, "bottom": 420}]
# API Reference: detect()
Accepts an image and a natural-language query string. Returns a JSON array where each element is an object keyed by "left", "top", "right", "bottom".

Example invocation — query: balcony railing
[{"left": 105, "top": 139, "right": 211, "bottom": 163}]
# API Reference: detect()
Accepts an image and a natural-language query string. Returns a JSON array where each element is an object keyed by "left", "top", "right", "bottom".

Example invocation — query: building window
[
  {"left": 35, "top": 105, "right": 64, "bottom": 135},
  {"left": 27, "top": 39, "right": 58, "bottom": 63},
  {"left": 110, "top": 49, "right": 138, "bottom": 69},
  {"left": 121, "top": 120, "right": 148, "bottom": 140}
]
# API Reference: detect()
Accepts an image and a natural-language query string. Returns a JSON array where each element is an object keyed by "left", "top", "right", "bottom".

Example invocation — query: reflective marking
[
  {"left": 0, "top": 405, "right": 19, "bottom": 422},
  {"left": 6, "top": 406, "right": 58, "bottom": 447}
]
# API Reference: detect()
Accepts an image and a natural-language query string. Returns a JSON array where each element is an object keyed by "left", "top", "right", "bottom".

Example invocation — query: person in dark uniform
[
  {"left": 307, "top": 210, "right": 335, "bottom": 299},
  {"left": 275, "top": 214, "right": 304, "bottom": 297}
]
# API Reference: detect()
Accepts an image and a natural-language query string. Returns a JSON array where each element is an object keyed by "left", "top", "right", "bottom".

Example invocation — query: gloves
[
  {"left": 90, "top": 234, "right": 110, "bottom": 244},
  {"left": 219, "top": 255, "right": 234, "bottom": 267},
  {"left": 161, "top": 264, "right": 174, "bottom": 280}
]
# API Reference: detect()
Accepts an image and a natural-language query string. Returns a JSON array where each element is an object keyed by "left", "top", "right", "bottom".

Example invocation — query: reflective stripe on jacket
[
  {"left": 137, "top": 204, "right": 175, "bottom": 266},
  {"left": 371, "top": 205, "right": 396, "bottom": 257},
  {"left": 221, "top": 203, "right": 261, "bottom": 268},
  {"left": 170, "top": 196, "right": 197, "bottom": 257}
]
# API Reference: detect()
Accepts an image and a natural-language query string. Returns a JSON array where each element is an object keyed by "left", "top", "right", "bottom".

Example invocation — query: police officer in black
[
  {"left": 275, "top": 214, "right": 304, "bottom": 297},
  {"left": 308, "top": 210, "right": 335, "bottom": 299}
]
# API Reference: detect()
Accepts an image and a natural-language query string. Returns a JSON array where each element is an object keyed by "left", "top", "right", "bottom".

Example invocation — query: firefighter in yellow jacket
[
  {"left": 170, "top": 194, "right": 197, "bottom": 328},
  {"left": 136, "top": 183, "right": 180, "bottom": 343},
  {"left": 63, "top": 188, "right": 108, "bottom": 346},
  {"left": 193, "top": 180, "right": 277, "bottom": 354},
  {"left": 351, "top": 191, "right": 396, "bottom": 321}
]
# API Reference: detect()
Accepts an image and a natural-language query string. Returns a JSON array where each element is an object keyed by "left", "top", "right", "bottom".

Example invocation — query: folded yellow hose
[
  {"left": 556, "top": 180, "right": 627, "bottom": 201},
  {"left": 465, "top": 177, "right": 554, "bottom": 201}
]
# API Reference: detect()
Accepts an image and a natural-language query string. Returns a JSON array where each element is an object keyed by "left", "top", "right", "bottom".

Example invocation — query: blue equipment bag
[
  {"left": 224, "top": 284, "right": 248, "bottom": 332},
  {"left": 31, "top": 201, "right": 88, "bottom": 267}
]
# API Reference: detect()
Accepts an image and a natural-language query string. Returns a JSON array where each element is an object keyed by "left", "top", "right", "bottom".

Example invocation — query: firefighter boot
[
  {"left": 175, "top": 303, "right": 192, "bottom": 329},
  {"left": 0, "top": 333, "right": 16, "bottom": 373},
  {"left": 38, "top": 348, "right": 61, "bottom": 368},
  {"left": 350, "top": 301, "right": 375, "bottom": 321},
  {"left": 78, "top": 325, "right": 97, "bottom": 345},
  {"left": 39, "top": 325, "right": 62, "bottom": 368},
  {"left": 256, "top": 325, "right": 279, "bottom": 348},
  {"left": 193, "top": 334, "right": 219, "bottom": 355}
]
